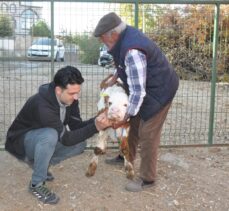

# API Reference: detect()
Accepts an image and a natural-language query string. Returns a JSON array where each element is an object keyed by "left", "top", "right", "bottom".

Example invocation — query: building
[{"left": 0, "top": 1, "right": 42, "bottom": 36}]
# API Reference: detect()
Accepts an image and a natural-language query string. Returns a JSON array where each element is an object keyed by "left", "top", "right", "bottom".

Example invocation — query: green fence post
[
  {"left": 208, "top": 3, "right": 220, "bottom": 145},
  {"left": 134, "top": 0, "right": 139, "bottom": 29},
  {"left": 51, "top": 0, "right": 55, "bottom": 78}
]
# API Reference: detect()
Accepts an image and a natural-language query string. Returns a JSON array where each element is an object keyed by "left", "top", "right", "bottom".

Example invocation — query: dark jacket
[
  {"left": 109, "top": 26, "right": 179, "bottom": 121},
  {"left": 5, "top": 82, "right": 98, "bottom": 159}
]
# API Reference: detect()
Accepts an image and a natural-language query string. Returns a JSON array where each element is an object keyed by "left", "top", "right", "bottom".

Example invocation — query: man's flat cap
[{"left": 94, "top": 12, "right": 121, "bottom": 37}]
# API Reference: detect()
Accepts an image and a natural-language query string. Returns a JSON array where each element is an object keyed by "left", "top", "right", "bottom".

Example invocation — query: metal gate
[{"left": 0, "top": 0, "right": 228, "bottom": 147}]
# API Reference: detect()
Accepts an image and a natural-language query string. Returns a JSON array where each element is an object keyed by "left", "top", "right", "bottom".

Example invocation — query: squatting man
[{"left": 5, "top": 65, "right": 113, "bottom": 204}]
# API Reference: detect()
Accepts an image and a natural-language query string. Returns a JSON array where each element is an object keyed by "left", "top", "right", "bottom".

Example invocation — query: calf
[{"left": 85, "top": 81, "right": 134, "bottom": 179}]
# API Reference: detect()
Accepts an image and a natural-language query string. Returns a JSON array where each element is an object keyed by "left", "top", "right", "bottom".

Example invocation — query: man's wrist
[
  {"left": 124, "top": 113, "right": 130, "bottom": 121},
  {"left": 94, "top": 118, "right": 101, "bottom": 131}
]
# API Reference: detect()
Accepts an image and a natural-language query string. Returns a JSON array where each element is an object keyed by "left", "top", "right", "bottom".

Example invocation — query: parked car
[
  {"left": 98, "top": 45, "right": 113, "bottom": 68},
  {"left": 27, "top": 38, "right": 65, "bottom": 61}
]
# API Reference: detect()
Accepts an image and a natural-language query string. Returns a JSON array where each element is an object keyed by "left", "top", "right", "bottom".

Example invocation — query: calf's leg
[
  {"left": 85, "top": 131, "right": 108, "bottom": 177},
  {"left": 119, "top": 136, "right": 134, "bottom": 180}
]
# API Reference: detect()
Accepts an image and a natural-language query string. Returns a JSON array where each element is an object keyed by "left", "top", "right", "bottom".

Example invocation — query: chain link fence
[{"left": 0, "top": 1, "right": 228, "bottom": 147}]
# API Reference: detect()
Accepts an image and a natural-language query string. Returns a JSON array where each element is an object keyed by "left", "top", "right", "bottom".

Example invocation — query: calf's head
[
  {"left": 97, "top": 85, "right": 129, "bottom": 123},
  {"left": 107, "top": 91, "right": 128, "bottom": 122}
]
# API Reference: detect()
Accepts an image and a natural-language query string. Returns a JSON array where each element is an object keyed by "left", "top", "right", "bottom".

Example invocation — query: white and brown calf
[{"left": 85, "top": 83, "right": 134, "bottom": 179}]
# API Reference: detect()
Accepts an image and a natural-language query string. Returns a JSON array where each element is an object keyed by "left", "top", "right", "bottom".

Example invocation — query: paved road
[{"left": 0, "top": 53, "right": 113, "bottom": 76}]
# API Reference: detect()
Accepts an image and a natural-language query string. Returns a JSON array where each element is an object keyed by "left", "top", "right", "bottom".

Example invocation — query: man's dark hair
[{"left": 54, "top": 66, "right": 84, "bottom": 89}]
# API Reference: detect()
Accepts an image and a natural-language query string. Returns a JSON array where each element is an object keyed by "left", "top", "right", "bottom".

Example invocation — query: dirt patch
[{"left": 0, "top": 146, "right": 228, "bottom": 211}]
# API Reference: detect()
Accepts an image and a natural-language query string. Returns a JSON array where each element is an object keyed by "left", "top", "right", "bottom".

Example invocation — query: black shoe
[
  {"left": 46, "top": 171, "right": 54, "bottom": 181},
  {"left": 29, "top": 181, "right": 59, "bottom": 204},
  {"left": 105, "top": 155, "right": 124, "bottom": 165},
  {"left": 125, "top": 177, "right": 155, "bottom": 192}
]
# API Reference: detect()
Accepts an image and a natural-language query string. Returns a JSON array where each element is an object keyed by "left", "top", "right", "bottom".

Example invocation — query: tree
[
  {"left": 0, "top": 14, "right": 13, "bottom": 37},
  {"left": 120, "top": 4, "right": 164, "bottom": 33},
  {"left": 30, "top": 20, "right": 51, "bottom": 37},
  {"left": 73, "top": 33, "right": 100, "bottom": 64}
]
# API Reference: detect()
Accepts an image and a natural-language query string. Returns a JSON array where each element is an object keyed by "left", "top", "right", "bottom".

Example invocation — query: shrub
[
  {"left": 73, "top": 34, "right": 100, "bottom": 64},
  {"left": 0, "top": 15, "right": 13, "bottom": 37},
  {"left": 30, "top": 20, "right": 51, "bottom": 37}
]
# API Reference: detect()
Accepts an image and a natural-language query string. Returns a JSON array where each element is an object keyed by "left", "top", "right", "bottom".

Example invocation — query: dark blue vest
[{"left": 109, "top": 26, "right": 179, "bottom": 121}]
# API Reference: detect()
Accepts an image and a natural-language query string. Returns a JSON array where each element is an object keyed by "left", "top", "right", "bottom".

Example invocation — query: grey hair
[{"left": 105, "top": 21, "right": 126, "bottom": 37}]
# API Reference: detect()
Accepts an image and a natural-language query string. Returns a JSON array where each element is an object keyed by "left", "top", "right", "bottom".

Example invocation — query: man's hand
[
  {"left": 112, "top": 113, "right": 130, "bottom": 129},
  {"left": 95, "top": 111, "right": 112, "bottom": 131}
]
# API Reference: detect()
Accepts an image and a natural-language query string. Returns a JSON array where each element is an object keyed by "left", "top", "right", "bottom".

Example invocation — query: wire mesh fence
[{"left": 0, "top": 1, "right": 228, "bottom": 147}]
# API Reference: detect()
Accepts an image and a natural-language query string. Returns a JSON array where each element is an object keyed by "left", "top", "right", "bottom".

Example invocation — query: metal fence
[{"left": 0, "top": 0, "right": 228, "bottom": 147}]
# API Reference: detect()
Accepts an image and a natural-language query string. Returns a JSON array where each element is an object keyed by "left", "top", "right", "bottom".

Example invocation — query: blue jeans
[{"left": 24, "top": 128, "right": 86, "bottom": 185}]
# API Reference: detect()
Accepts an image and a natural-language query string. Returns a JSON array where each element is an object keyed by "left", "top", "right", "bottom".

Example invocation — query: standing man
[
  {"left": 93, "top": 12, "right": 179, "bottom": 192},
  {"left": 5, "top": 66, "right": 112, "bottom": 204}
]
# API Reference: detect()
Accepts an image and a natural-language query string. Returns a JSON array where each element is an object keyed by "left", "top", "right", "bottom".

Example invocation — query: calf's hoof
[
  {"left": 85, "top": 162, "right": 97, "bottom": 177},
  {"left": 126, "top": 170, "right": 135, "bottom": 180},
  {"left": 125, "top": 163, "right": 134, "bottom": 180}
]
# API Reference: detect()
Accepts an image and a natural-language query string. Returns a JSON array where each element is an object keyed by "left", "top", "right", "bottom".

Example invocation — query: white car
[{"left": 27, "top": 38, "right": 65, "bottom": 61}]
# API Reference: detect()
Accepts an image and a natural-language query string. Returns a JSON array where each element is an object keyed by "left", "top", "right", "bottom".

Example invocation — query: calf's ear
[
  {"left": 100, "top": 74, "right": 114, "bottom": 89},
  {"left": 104, "top": 95, "right": 110, "bottom": 107}
]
